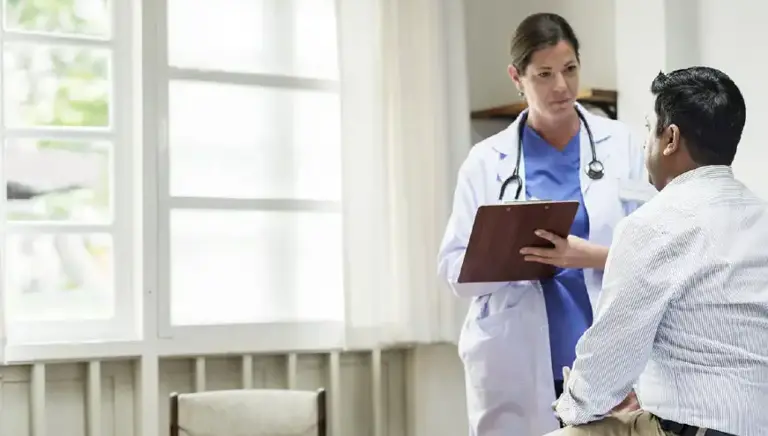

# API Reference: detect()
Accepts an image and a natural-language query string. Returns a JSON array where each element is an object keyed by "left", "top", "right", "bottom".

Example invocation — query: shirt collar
[{"left": 667, "top": 165, "right": 734, "bottom": 188}]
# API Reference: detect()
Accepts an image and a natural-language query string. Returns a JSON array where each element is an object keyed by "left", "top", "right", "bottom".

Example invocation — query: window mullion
[
  {"left": 154, "top": 0, "right": 172, "bottom": 338},
  {"left": 169, "top": 197, "right": 341, "bottom": 213},
  {"left": 270, "top": 0, "right": 298, "bottom": 318},
  {"left": 4, "top": 127, "right": 116, "bottom": 141},
  {"left": 6, "top": 223, "right": 115, "bottom": 234},
  {"left": 112, "top": 0, "right": 137, "bottom": 339},
  {"left": 0, "top": 0, "right": 6, "bottom": 363},
  {"left": 167, "top": 67, "right": 338, "bottom": 92},
  {"left": 3, "top": 31, "right": 113, "bottom": 49}
]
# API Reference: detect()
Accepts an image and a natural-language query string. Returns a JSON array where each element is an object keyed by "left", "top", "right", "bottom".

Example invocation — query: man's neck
[
  {"left": 660, "top": 162, "right": 702, "bottom": 190},
  {"left": 527, "top": 110, "right": 580, "bottom": 150}
]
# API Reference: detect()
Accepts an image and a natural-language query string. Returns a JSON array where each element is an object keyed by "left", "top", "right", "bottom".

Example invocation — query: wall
[
  {"left": 697, "top": 1, "right": 768, "bottom": 199},
  {"left": 465, "top": 0, "right": 617, "bottom": 142},
  {"left": 464, "top": 0, "right": 616, "bottom": 112},
  {"left": 0, "top": 351, "right": 408, "bottom": 436},
  {"left": 615, "top": 0, "right": 768, "bottom": 199}
]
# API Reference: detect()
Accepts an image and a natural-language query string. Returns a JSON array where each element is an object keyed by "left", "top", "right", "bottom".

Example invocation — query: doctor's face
[{"left": 509, "top": 40, "right": 580, "bottom": 121}]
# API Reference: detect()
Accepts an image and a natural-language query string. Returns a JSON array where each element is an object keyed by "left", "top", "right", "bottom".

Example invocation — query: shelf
[{"left": 470, "top": 88, "right": 618, "bottom": 120}]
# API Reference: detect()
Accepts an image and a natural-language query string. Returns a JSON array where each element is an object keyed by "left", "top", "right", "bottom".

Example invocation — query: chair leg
[
  {"left": 317, "top": 388, "right": 327, "bottom": 436},
  {"left": 170, "top": 392, "right": 180, "bottom": 436}
]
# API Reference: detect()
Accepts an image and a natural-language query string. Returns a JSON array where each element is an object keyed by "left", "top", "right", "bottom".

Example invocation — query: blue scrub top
[{"left": 522, "top": 125, "right": 593, "bottom": 381}]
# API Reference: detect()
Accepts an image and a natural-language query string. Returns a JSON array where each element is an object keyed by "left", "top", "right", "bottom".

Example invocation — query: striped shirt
[{"left": 555, "top": 165, "right": 768, "bottom": 436}]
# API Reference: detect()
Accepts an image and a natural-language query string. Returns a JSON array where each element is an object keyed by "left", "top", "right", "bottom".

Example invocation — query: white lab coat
[{"left": 438, "top": 105, "right": 656, "bottom": 436}]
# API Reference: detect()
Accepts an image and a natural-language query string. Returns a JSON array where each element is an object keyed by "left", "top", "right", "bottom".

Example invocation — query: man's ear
[{"left": 662, "top": 124, "right": 681, "bottom": 156}]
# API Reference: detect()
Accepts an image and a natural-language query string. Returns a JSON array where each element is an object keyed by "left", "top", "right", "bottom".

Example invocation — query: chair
[{"left": 169, "top": 388, "right": 327, "bottom": 436}]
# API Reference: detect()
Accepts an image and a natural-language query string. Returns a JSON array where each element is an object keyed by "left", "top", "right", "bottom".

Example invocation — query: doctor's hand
[{"left": 520, "top": 230, "right": 609, "bottom": 270}]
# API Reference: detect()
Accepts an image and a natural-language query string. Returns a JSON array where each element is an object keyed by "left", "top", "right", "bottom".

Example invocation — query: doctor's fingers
[
  {"left": 519, "top": 245, "right": 560, "bottom": 257},
  {"left": 523, "top": 254, "right": 565, "bottom": 267},
  {"left": 534, "top": 229, "right": 566, "bottom": 246}
]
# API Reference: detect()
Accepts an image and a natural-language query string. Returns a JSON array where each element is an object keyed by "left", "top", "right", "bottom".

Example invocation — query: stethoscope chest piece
[{"left": 586, "top": 159, "right": 604, "bottom": 180}]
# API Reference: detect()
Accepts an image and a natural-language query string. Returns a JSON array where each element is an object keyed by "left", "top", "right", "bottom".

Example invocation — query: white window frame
[
  {"left": 146, "top": 0, "right": 346, "bottom": 350},
  {"left": 1, "top": 0, "right": 359, "bottom": 365},
  {"left": 0, "top": 0, "right": 139, "bottom": 350}
]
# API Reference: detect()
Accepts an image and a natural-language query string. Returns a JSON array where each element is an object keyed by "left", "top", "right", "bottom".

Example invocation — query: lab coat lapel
[
  {"left": 491, "top": 112, "right": 527, "bottom": 202},
  {"left": 578, "top": 105, "right": 612, "bottom": 196}
]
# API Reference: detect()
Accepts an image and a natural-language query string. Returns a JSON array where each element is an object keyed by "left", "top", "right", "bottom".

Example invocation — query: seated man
[{"left": 548, "top": 66, "right": 768, "bottom": 436}]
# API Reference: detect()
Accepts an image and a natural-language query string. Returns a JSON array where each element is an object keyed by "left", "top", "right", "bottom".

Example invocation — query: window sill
[{"left": 4, "top": 320, "right": 346, "bottom": 364}]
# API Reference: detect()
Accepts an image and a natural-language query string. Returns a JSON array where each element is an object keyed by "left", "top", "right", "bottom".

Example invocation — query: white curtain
[
  {"left": 337, "top": 0, "right": 471, "bottom": 348},
  {"left": 0, "top": 307, "right": 4, "bottom": 363}
]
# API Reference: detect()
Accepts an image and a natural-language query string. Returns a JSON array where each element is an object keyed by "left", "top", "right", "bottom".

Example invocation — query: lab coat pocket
[
  {"left": 458, "top": 305, "right": 539, "bottom": 434},
  {"left": 461, "top": 306, "right": 531, "bottom": 387},
  {"left": 474, "top": 305, "right": 516, "bottom": 335}
]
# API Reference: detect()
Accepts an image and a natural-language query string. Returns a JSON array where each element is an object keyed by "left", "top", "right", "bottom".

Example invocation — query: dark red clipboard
[{"left": 457, "top": 200, "right": 579, "bottom": 283}]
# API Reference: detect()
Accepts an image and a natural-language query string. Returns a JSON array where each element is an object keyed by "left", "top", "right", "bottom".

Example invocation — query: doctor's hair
[
  {"left": 650, "top": 67, "right": 746, "bottom": 166},
  {"left": 510, "top": 13, "right": 580, "bottom": 74}
]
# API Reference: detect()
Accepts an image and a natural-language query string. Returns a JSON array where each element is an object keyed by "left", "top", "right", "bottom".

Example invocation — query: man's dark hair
[
  {"left": 510, "top": 13, "right": 580, "bottom": 74},
  {"left": 650, "top": 67, "right": 746, "bottom": 166}
]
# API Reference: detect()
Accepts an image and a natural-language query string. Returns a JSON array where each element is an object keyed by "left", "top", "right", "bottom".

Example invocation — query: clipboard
[{"left": 457, "top": 200, "right": 579, "bottom": 283}]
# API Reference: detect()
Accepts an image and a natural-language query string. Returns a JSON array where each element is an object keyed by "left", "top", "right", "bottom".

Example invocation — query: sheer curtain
[{"left": 337, "top": 0, "right": 470, "bottom": 348}]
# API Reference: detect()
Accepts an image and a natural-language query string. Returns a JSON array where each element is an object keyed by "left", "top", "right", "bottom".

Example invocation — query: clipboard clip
[{"left": 502, "top": 196, "right": 546, "bottom": 205}]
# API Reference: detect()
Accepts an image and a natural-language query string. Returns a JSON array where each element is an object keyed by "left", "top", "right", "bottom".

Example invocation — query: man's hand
[
  {"left": 520, "top": 231, "right": 608, "bottom": 270},
  {"left": 551, "top": 366, "right": 571, "bottom": 419},
  {"left": 612, "top": 390, "right": 640, "bottom": 413},
  {"left": 552, "top": 366, "right": 641, "bottom": 421}
]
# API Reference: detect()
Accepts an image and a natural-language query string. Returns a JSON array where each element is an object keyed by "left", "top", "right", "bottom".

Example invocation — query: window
[
  {"left": 1, "top": 0, "right": 137, "bottom": 345},
  {"left": 0, "top": 0, "right": 347, "bottom": 357},
  {"left": 0, "top": 0, "right": 464, "bottom": 363},
  {"left": 155, "top": 0, "right": 345, "bottom": 332}
]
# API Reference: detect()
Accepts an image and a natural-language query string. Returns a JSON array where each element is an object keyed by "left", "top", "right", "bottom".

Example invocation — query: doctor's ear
[
  {"left": 662, "top": 124, "right": 681, "bottom": 156},
  {"left": 507, "top": 64, "right": 523, "bottom": 87}
]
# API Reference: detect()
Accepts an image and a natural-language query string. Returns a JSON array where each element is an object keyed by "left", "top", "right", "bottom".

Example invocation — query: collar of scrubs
[
  {"left": 492, "top": 103, "right": 615, "bottom": 200},
  {"left": 521, "top": 124, "right": 581, "bottom": 163}
]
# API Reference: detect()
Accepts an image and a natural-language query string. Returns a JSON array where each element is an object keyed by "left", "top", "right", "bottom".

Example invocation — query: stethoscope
[{"left": 498, "top": 107, "right": 604, "bottom": 201}]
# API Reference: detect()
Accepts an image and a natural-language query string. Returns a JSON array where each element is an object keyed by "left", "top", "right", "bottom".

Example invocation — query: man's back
[
  {"left": 552, "top": 67, "right": 757, "bottom": 436},
  {"left": 631, "top": 165, "right": 768, "bottom": 434}
]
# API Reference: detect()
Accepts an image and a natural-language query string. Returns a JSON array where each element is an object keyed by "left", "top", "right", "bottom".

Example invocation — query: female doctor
[{"left": 437, "top": 12, "right": 656, "bottom": 436}]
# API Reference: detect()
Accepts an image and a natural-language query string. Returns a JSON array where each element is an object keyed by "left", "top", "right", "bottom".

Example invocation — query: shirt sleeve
[{"left": 555, "top": 213, "right": 701, "bottom": 424}]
